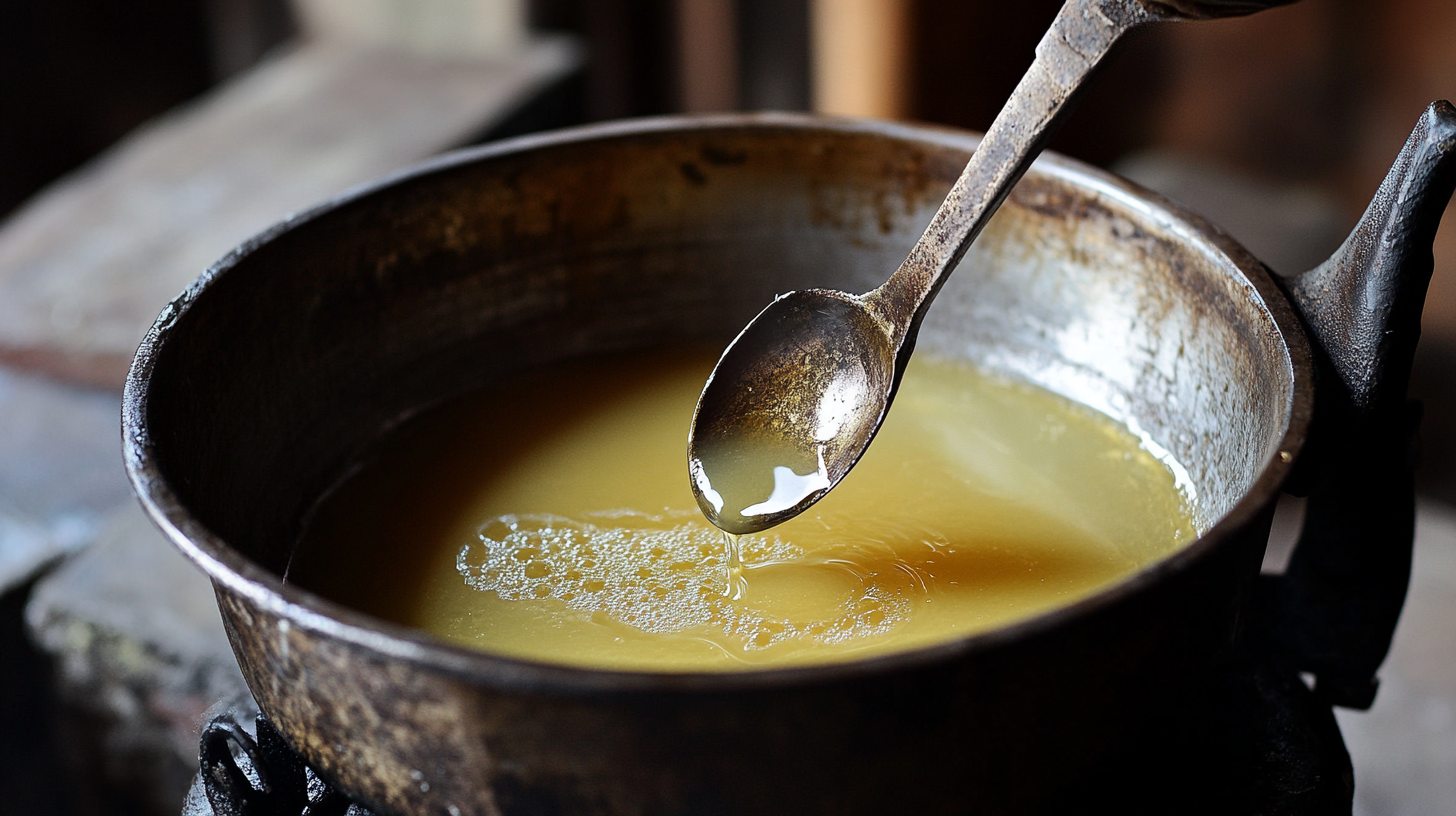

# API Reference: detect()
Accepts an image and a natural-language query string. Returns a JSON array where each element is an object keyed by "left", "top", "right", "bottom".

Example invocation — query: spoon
[{"left": 688, "top": 0, "right": 1300, "bottom": 535}]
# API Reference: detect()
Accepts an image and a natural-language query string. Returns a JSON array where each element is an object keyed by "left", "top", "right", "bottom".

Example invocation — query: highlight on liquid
[{"left": 289, "top": 348, "right": 1198, "bottom": 672}]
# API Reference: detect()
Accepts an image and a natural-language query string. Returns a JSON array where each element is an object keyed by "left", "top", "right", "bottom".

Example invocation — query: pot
[{"left": 123, "top": 109, "right": 1456, "bottom": 815}]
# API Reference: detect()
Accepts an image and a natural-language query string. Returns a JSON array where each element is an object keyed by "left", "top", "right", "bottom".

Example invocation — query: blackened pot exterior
[{"left": 124, "top": 115, "right": 1312, "bottom": 815}]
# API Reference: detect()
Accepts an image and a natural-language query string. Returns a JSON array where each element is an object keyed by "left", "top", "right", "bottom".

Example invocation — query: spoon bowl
[{"left": 688, "top": 289, "right": 897, "bottom": 533}]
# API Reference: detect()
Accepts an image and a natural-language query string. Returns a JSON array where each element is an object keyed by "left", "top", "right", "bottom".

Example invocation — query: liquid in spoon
[
  {"left": 692, "top": 436, "right": 833, "bottom": 537},
  {"left": 687, "top": 291, "right": 886, "bottom": 535}
]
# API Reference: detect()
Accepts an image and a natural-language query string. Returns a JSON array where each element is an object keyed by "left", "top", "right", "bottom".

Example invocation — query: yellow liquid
[{"left": 290, "top": 348, "right": 1196, "bottom": 672}]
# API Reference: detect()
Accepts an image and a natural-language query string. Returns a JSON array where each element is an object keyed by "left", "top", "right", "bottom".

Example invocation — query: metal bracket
[
  {"left": 1262, "top": 101, "right": 1456, "bottom": 709},
  {"left": 199, "top": 714, "right": 361, "bottom": 816}
]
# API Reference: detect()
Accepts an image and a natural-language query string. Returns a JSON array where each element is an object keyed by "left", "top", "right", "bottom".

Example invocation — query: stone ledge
[
  {"left": 0, "top": 35, "right": 581, "bottom": 390},
  {"left": 0, "top": 364, "right": 130, "bottom": 595},
  {"left": 26, "top": 500, "right": 250, "bottom": 816}
]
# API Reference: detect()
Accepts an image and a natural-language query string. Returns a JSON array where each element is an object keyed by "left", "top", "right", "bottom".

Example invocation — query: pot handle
[{"left": 1260, "top": 100, "right": 1456, "bottom": 709}]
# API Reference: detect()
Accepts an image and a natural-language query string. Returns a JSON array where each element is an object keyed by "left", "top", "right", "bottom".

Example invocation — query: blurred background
[
  {"left": 5, "top": 0, "right": 1456, "bottom": 487},
  {"left": 1, "top": 1, "right": 1453, "bottom": 814}
]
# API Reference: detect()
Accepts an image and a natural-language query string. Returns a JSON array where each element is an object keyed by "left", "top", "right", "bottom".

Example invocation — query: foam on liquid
[{"left": 290, "top": 348, "right": 1197, "bottom": 672}]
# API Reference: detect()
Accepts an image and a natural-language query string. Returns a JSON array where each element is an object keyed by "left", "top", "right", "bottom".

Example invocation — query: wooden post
[
  {"left": 810, "top": 0, "right": 909, "bottom": 119},
  {"left": 676, "top": 0, "right": 741, "bottom": 112}
]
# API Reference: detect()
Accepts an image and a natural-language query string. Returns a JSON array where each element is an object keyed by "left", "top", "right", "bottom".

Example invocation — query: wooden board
[{"left": 0, "top": 36, "right": 579, "bottom": 389}]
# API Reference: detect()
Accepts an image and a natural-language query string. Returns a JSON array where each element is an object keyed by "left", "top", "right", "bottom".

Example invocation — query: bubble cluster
[{"left": 456, "top": 510, "right": 910, "bottom": 653}]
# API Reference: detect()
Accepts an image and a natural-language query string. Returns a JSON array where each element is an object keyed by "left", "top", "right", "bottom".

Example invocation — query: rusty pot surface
[{"left": 123, "top": 111, "right": 1454, "bottom": 815}]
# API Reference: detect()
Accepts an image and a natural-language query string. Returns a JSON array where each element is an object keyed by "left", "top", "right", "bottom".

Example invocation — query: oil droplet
[{"left": 723, "top": 531, "right": 746, "bottom": 601}]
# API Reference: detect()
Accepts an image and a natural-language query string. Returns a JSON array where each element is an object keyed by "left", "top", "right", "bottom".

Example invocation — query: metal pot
[{"left": 123, "top": 109, "right": 1456, "bottom": 815}]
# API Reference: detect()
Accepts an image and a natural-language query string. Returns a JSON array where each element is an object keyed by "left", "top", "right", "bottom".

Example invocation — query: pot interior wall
[{"left": 143, "top": 119, "right": 1293, "bottom": 580}]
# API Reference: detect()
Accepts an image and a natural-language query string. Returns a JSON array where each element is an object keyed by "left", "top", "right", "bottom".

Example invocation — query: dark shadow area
[
  {"left": 1047, "top": 649, "right": 1353, "bottom": 815},
  {"left": 0, "top": 1, "right": 214, "bottom": 220},
  {"left": 1412, "top": 338, "right": 1456, "bottom": 506},
  {"left": 907, "top": 0, "right": 1171, "bottom": 168},
  {"left": 0, "top": 0, "right": 295, "bottom": 224},
  {"left": 532, "top": 0, "right": 680, "bottom": 120},
  {"left": 0, "top": 578, "right": 71, "bottom": 816}
]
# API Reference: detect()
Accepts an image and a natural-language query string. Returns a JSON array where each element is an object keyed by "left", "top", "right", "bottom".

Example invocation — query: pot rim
[{"left": 122, "top": 111, "right": 1315, "bottom": 695}]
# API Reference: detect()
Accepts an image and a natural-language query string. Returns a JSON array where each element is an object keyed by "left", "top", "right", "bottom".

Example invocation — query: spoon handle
[{"left": 868, "top": 0, "right": 1162, "bottom": 340}]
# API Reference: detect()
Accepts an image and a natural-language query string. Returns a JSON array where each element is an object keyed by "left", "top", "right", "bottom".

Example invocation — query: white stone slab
[
  {"left": 0, "top": 365, "right": 128, "bottom": 593},
  {"left": 292, "top": 0, "right": 528, "bottom": 59}
]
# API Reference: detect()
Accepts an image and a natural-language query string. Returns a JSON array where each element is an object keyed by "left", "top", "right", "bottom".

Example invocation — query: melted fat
[{"left": 290, "top": 349, "right": 1196, "bottom": 671}]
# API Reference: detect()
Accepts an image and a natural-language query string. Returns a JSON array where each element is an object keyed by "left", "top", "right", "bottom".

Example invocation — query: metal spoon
[{"left": 688, "top": 0, "right": 1300, "bottom": 535}]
